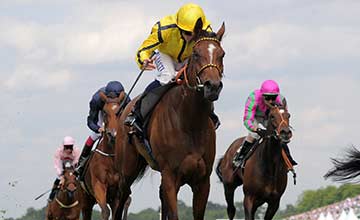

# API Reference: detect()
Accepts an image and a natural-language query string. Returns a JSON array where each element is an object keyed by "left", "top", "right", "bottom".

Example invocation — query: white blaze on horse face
[
  {"left": 279, "top": 109, "right": 285, "bottom": 114},
  {"left": 208, "top": 43, "right": 216, "bottom": 64},
  {"left": 112, "top": 105, "right": 117, "bottom": 111}
]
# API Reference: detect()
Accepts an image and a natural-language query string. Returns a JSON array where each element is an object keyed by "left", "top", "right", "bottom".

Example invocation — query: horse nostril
[{"left": 204, "top": 80, "right": 221, "bottom": 91}]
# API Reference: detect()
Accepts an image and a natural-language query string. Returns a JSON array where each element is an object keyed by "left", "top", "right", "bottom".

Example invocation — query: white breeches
[
  {"left": 154, "top": 51, "right": 187, "bottom": 85},
  {"left": 89, "top": 112, "right": 104, "bottom": 141}
]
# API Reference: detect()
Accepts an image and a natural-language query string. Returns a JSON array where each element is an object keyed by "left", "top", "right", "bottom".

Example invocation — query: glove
[{"left": 256, "top": 128, "right": 267, "bottom": 137}]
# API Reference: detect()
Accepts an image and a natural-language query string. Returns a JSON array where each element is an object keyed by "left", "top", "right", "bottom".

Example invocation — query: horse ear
[
  {"left": 282, "top": 98, "right": 288, "bottom": 109},
  {"left": 99, "top": 91, "right": 107, "bottom": 102},
  {"left": 216, "top": 22, "right": 225, "bottom": 41},
  {"left": 193, "top": 18, "right": 203, "bottom": 39},
  {"left": 117, "top": 91, "right": 126, "bottom": 104}
]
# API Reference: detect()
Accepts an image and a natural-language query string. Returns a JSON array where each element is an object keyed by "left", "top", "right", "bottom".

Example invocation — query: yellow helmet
[{"left": 176, "top": 3, "right": 210, "bottom": 32}]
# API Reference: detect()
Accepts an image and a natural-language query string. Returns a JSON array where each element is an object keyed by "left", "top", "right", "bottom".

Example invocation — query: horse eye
[
  {"left": 287, "top": 114, "right": 291, "bottom": 119},
  {"left": 193, "top": 52, "right": 200, "bottom": 60}
]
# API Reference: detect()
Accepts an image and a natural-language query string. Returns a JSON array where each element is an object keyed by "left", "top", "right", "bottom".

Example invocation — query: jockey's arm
[
  {"left": 87, "top": 100, "right": 101, "bottom": 133},
  {"left": 136, "top": 22, "right": 163, "bottom": 69}
]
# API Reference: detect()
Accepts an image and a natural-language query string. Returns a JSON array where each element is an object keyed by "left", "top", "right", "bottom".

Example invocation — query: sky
[{"left": 1, "top": 0, "right": 360, "bottom": 218}]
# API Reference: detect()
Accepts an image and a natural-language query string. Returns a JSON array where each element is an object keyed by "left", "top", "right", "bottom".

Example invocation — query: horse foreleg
[
  {"left": 264, "top": 199, "right": 280, "bottom": 220},
  {"left": 161, "top": 170, "right": 179, "bottom": 220},
  {"left": 159, "top": 184, "right": 168, "bottom": 220},
  {"left": 191, "top": 178, "right": 210, "bottom": 220},
  {"left": 224, "top": 183, "right": 236, "bottom": 220},
  {"left": 93, "top": 182, "right": 110, "bottom": 220},
  {"left": 81, "top": 194, "right": 96, "bottom": 220},
  {"left": 243, "top": 195, "right": 256, "bottom": 220}
]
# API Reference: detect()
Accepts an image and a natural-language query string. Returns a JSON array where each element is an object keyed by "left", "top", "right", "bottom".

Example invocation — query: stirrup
[{"left": 124, "top": 115, "right": 136, "bottom": 126}]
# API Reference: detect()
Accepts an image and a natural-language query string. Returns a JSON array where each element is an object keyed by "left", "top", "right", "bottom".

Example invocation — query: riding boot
[
  {"left": 233, "top": 140, "right": 253, "bottom": 168},
  {"left": 282, "top": 143, "right": 298, "bottom": 166},
  {"left": 75, "top": 143, "right": 92, "bottom": 176},
  {"left": 48, "top": 178, "right": 60, "bottom": 202}
]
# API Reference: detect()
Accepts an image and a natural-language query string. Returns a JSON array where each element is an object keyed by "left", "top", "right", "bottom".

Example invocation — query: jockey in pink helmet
[
  {"left": 233, "top": 80, "right": 297, "bottom": 168},
  {"left": 48, "top": 136, "right": 80, "bottom": 202}
]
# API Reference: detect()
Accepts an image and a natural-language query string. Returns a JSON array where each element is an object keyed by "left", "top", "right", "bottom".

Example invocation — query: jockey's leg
[
  {"left": 282, "top": 143, "right": 298, "bottom": 166},
  {"left": 125, "top": 52, "right": 177, "bottom": 128},
  {"left": 48, "top": 178, "right": 60, "bottom": 202},
  {"left": 233, "top": 134, "right": 257, "bottom": 168},
  {"left": 76, "top": 134, "right": 99, "bottom": 175},
  {"left": 124, "top": 80, "right": 161, "bottom": 128}
]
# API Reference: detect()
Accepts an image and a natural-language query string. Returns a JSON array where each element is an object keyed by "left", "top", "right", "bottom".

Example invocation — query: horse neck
[
  {"left": 256, "top": 136, "right": 283, "bottom": 173},
  {"left": 56, "top": 188, "right": 76, "bottom": 204},
  {"left": 98, "top": 135, "right": 112, "bottom": 152},
  {"left": 175, "top": 85, "right": 212, "bottom": 131}
]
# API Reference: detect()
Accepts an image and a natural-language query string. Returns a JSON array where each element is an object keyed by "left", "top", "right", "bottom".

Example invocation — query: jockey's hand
[
  {"left": 98, "top": 127, "right": 105, "bottom": 133},
  {"left": 256, "top": 128, "right": 267, "bottom": 138},
  {"left": 143, "top": 58, "right": 156, "bottom": 70}
]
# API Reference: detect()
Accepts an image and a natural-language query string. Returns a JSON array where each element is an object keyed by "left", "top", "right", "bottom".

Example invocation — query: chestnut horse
[
  {"left": 216, "top": 102, "right": 293, "bottom": 220},
  {"left": 325, "top": 146, "right": 360, "bottom": 182},
  {"left": 81, "top": 91, "right": 131, "bottom": 220},
  {"left": 46, "top": 161, "right": 84, "bottom": 220},
  {"left": 114, "top": 21, "right": 225, "bottom": 220}
]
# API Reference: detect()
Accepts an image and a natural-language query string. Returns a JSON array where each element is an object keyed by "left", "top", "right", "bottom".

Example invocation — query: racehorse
[
  {"left": 46, "top": 161, "right": 84, "bottom": 220},
  {"left": 81, "top": 91, "right": 131, "bottom": 220},
  {"left": 324, "top": 146, "right": 360, "bottom": 182},
  {"left": 114, "top": 20, "right": 225, "bottom": 220},
  {"left": 216, "top": 101, "right": 293, "bottom": 220}
]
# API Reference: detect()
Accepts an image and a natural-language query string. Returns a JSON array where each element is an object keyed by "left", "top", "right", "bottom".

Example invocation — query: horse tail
[
  {"left": 216, "top": 157, "right": 224, "bottom": 182},
  {"left": 324, "top": 146, "right": 360, "bottom": 182}
]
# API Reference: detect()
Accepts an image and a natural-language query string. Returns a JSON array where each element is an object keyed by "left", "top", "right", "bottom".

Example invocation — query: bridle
[
  {"left": 267, "top": 106, "right": 291, "bottom": 143},
  {"left": 180, "top": 37, "right": 223, "bottom": 91},
  {"left": 55, "top": 170, "right": 79, "bottom": 209}
]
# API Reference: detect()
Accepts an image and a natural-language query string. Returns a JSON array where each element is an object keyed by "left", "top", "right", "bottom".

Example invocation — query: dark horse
[
  {"left": 81, "top": 91, "right": 131, "bottom": 220},
  {"left": 324, "top": 146, "right": 360, "bottom": 182},
  {"left": 114, "top": 21, "right": 225, "bottom": 220},
  {"left": 216, "top": 101, "right": 293, "bottom": 220},
  {"left": 46, "top": 161, "right": 84, "bottom": 220}
]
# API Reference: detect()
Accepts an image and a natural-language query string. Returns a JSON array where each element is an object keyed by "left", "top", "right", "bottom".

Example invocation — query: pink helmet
[
  {"left": 63, "top": 136, "right": 75, "bottom": 146},
  {"left": 260, "top": 80, "right": 280, "bottom": 95}
]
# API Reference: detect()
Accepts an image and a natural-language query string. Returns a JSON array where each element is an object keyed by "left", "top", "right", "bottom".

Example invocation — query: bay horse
[
  {"left": 216, "top": 101, "right": 293, "bottom": 220},
  {"left": 46, "top": 161, "right": 84, "bottom": 220},
  {"left": 324, "top": 146, "right": 360, "bottom": 182},
  {"left": 114, "top": 20, "right": 225, "bottom": 220},
  {"left": 81, "top": 91, "right": 131, "bottom": 220}
]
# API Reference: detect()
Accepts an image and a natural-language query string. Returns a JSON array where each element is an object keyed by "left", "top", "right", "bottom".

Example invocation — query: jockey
[
  {"left": 124, "top": 3, "right": 220, "bottom": 130},
  {"left": 48, "top": 136, "right": 80, "bottom": 202},
  {"left": 233, "top": 80, "right": 297, "bottom": 168},
  {"left": 76, "top": 81, "right": 130, "bottom": 176}
]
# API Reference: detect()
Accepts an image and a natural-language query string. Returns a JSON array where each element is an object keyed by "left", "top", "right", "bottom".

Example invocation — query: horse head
[
  {"left": 265, "top": 100, "right": 292, "bottom": 143},
  {"left": 61, "top": 160, "right": 78, "bottom": 199},
  {"left": 186, "top": 19, "right": 225, "bottom": 101},
  {"left": 99, "top": 91, "right": 125, "bottom": 144}
]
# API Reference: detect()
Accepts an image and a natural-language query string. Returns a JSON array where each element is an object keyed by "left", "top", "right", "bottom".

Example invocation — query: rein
[{"left": 175, "top": 37, "right": 223, "bottom": 91}]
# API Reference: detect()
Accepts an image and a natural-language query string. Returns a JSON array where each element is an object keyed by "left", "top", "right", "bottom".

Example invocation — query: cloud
[
  {"left": 3, "top": 66, "right": 73, "bottom": 90},
  {"left": 224, "top": 23, "right": 360, "bottom": 72}
]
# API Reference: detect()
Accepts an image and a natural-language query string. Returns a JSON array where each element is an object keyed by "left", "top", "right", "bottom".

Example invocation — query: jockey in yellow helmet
[{"left": 125, "top": 3, "right": 220, "bottom": 130}]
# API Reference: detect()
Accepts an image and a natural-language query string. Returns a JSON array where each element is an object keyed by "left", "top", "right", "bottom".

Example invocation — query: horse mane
[{"left": 324, "top": 146, "right": 360, "bottom": 182}]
